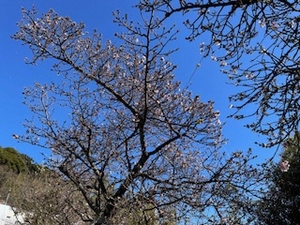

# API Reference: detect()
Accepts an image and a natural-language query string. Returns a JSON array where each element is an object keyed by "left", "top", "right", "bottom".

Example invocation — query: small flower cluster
[
  {"left": 258, "top": 18, "right": 280, "bottom": 30},
  {"left": 279, "top": 160, "right": 290, "bottom": 172}
]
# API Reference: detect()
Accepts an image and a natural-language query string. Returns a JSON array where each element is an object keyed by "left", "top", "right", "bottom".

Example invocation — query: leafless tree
[
  {"left": 137, "top": 0, "right": 300, "bottom": 147},
  {"left": 13, "top": 7, "right": 264, "bottom": 224}
]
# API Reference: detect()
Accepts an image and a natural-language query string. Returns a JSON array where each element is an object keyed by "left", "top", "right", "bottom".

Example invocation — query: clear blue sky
[{"left": 0, "top": 0, "right": 277, "bottom": 163}]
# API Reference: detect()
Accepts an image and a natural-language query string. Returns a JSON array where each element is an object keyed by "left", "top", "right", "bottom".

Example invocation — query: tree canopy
[
  {"left": 11, "top": 6, "right": 264, "bottom": 224},
  {"left": 137, "top": 0, "right": 300, "bottom": 147}
]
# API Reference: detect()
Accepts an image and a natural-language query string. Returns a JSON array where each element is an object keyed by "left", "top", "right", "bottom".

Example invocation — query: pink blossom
[
  {"left": 279, "top": 160, "right": 290, "bottom": 172},
  {"left": 271, "top": 22, "right": 279, "bottom": 30},
  {"left": 259, "top": 19, "right": 266, "bottom": 28}
]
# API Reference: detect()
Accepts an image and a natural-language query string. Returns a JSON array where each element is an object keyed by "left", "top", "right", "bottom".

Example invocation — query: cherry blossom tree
[
  {"left": 13, "top": 7, "right": 263, "bottom": 224},
  {"left": 137, "top": 0, "right": 300, "bottom": 147}
]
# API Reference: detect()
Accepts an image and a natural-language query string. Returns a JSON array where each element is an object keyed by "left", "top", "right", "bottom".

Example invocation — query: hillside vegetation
[
  {"left": 0, "top": 146, "right": 38, "bottom": 203},
  {"left": 0, "top": 147, "right": 84, "bottom": 225},
  {"left": 0, "top": 147, "right": 38, "bottom": 174}
]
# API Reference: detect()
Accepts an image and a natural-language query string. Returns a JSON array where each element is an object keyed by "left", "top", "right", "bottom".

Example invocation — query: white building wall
[{"left": 0, "top": 204, "right": 25, "bottom": 225}]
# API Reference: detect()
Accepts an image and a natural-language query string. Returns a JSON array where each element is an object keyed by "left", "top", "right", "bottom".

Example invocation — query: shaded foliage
[{"left": 256, "top": 134, "right": 300, "bottom": 224}]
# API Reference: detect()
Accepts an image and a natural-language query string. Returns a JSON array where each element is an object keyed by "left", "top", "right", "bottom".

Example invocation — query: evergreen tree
[
  {"left": 256, "top": 134, "right": 300, "bottom": 225},
  {"left": 0, "top": 146, "right": 37, "bottom": 173}
]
